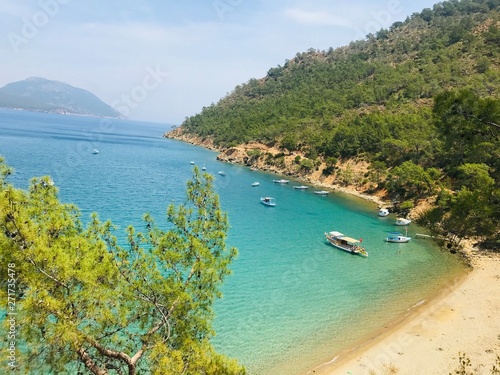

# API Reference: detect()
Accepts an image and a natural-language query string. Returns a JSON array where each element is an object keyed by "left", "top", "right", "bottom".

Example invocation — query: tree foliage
[
  {"left": 386, "top": 161, "right": 436, "bottom": 200},
  {"left": 433, "top": 89, "right": 500, "bottom": 172},
  {"left": 421, "top": 90, "right": 500, "bottom": 248},
  {"left": 0, "top": 161, "right": 245, "bottom": 375}
]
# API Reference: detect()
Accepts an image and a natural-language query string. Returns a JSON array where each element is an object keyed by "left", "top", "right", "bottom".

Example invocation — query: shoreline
[
  {"left": 311, "top": 244, "right": 500, "bottom": 375},
  {"left": 164, "top": 130, "right": 500, "bottom": 374},
  {"left": 163, "top": 129, "right": 390, "bottom": 209}
]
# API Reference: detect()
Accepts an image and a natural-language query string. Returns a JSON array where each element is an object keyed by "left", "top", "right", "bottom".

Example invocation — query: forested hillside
[{"left": 175, "top": 0, "right": 500, "bottom": 249}]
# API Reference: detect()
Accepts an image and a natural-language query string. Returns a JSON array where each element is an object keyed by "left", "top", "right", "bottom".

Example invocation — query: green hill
[
  {"left": 182, "top": 0, "right": 498, "bottom": 151},
  {"left": 0, "top": 77, "right": 122, "bottom": 118},
  {"left": 174, "top": 0, "right": 500, "bottom": 249}
]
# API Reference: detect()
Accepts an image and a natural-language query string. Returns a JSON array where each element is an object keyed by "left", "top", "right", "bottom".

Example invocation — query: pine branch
[{"left": 77, "top": 348, "right": 108, "bottom": 375}]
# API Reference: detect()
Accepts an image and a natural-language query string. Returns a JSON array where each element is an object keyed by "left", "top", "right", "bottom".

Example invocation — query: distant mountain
[{"left": 0, "top": 77, "right": 122, "bottom": 118}]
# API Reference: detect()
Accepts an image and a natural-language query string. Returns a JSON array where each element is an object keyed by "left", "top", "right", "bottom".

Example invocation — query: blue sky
[{"left": 1, "top": 0, "right": 439, "bottom": 124}]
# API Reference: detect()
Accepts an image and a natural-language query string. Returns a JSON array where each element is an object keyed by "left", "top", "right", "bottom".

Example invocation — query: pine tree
[{"left": 0, "top": 159, "right": 245, "bottom": 375}]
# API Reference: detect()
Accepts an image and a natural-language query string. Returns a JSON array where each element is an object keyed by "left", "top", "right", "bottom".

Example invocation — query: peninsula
[{"left": 0, "top": 77, "right": 122, "bottom": 118}]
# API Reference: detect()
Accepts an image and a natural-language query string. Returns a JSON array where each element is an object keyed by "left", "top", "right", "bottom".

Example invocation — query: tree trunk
[{"left": 78, "top": 348, "right": 108, "bottom": 375}]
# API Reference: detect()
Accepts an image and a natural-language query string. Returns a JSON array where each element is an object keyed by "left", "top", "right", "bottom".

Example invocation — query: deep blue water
[{"left": 0, "top": 109, "right": 465, "bottom": 374}]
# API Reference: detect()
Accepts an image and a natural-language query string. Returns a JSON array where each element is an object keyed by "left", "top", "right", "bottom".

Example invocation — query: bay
[{"left": 0, "top": 109, "right": 466, "bottom": 374}]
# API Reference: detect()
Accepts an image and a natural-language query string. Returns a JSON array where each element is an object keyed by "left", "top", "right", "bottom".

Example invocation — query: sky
[{"left": 0, "top": 0, "right": 440, "bottom": 125}]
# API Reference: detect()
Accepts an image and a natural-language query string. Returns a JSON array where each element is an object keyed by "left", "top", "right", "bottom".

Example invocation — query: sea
[{"left": 0, "top": 109, "right": 466, "bottom": 375}]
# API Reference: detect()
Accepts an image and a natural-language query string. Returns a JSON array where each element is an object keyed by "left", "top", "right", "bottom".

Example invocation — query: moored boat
[
  {"left": 251, "top": 182, "right": 260, "bottom": 187},
  {"left": 324, "top": 231, "right": 368, "bottom": 257},
  {"left": 385, "top": 232, "right": 411, "bottom": 243},
  {"left": 260, "top": 197, "right": 276, "bottom": 207},
  {"left": 273, "top": 179, "right": 289, "bottom": 184},
  {"left": 395, "top": 217, "right": 411, "bottom": 226},
  {"left": 314, "top": 190, "right": 329, "bottom": 195},
  {"left": 92, "top": 149, "right": 99, "bottom": 154},
  {"left": 378, "top": 208, "right": 389, "bottom": 217},
  {"left": 218, "top": 171, "right": 226, "bottom": 176},
  {"left": 293, "top": 185, "right": 308, "bottom": 190}
]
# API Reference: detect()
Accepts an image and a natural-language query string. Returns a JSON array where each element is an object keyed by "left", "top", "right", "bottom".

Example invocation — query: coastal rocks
[
  {"left": 216, "top": 147, "right": 248, "bottom": 164},
  {"left": 163, "top": 128, "right": 222, "bottom": 152},
  {"left": 165, "top": 128, "right": 394, "bottom": 208}
]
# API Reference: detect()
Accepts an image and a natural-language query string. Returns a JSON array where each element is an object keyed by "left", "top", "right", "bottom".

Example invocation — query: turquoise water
[{"left": 0, "top": 110, "right": 465, "bottom": 374}]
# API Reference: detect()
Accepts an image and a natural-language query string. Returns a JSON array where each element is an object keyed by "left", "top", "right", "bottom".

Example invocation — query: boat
[
  {"left": 218, "top": 171, "right": 226, "bottom": 176},
  {"left": 273, "top": 179, "right": 289, "bottom": 184},
  {"left": 202, "top": 165, "right": 207, "bottom": 171},
  {"left": 314, "top": 190, "right": 329, "bottom": 195},
  {"left": 190, "top": 161, "right": 195, "bottom": 165},
  {"left": 251, "top": 182, "right": 260, "bottom": 187},
  {"left": 324, "top": 231, "right": 368, "bottom": 257},
  {"left": 293, "top": 185, "right": 308, "bottom": 190},
  {"left": 260, "top": 197, "right": 276, "bottom": 207},
  {"left": 395, "top": 218, "right": 411, "bottom": 226},
  {"left": 92, "top": 149, "right": 99, "bottom": 154},
  {"left": 385, "top": 231, "right": 411, "bottom": 243},
  {"left": 378, "top": 208, "right": 389, "bottom": 217}
]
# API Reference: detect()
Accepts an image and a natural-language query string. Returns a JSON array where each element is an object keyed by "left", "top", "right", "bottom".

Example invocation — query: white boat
[
  {"left": 314, "top": 190, "right": 329, "bottom": 195},
  {"left": 386, "top": 232, "right": 411, "bottom": 243},
  {"left": 190, "top": 161, "right": 195, "bottom": 165},
  {"left": 92, "top": 149, "right": 99, "bottom": 154},
  {"left": 395, "top": 218, "right": 411, "bottom": 226},
  {"left": 202, "top": 165, "right": 207, "bottom": 171},
  {"left": 218, "top": 171, "right": 226, "bottom": 176},
  {"left": 378, "top": 208, "right": 389, "bottom": 217},
  {"left": 251, "top": 182, "right": 260, "bottom": 187},
  {"left": 273, "top": 179, "right": 289, "bottom": 184},
  {"left": 293, "top": 185, "right": 308, "bottom": 190},
  {"left": 260, "top": 197, "right": 276, "bottom": 207},
  {"left": 324, "top": 231, "right": 368, "bottom": 257}
]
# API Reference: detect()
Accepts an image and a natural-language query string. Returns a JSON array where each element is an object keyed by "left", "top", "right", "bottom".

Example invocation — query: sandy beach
[{"left": 309, "top": 244, "right": 500, "bottom": 375}]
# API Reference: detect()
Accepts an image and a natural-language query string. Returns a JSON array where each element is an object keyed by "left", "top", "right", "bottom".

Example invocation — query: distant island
[{"left": 0, "top": 77, "right": 122, "bottom": 118}]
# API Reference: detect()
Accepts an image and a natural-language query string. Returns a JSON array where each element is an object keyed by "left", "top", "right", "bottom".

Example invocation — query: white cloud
[{"left": 284, "top": 8, "right": 353, "bottom": 28}]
